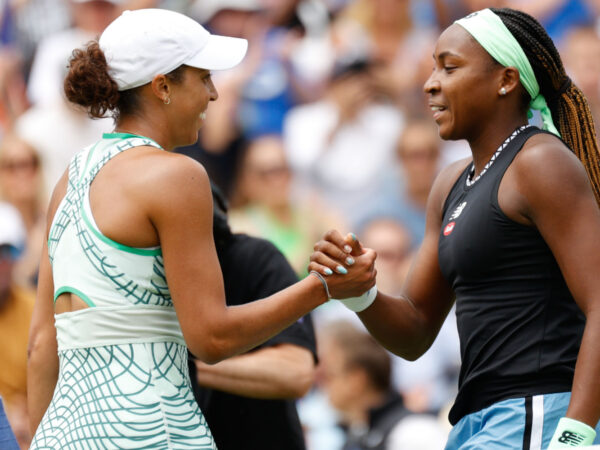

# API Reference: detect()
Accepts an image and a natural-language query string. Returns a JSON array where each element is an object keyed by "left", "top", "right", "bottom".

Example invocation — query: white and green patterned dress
[{"left": 31, "top": 133, "right": 216, "bottom": 449}]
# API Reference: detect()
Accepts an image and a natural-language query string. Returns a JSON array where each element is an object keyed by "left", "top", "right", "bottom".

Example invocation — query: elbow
[
  {"left": 277, "top": 364, "right": 316, "bottom": 399},
  {"left": 27, "top": 325, "right": 53, "bottom": 363},
  {"left": 391, "top": 336, "right": 433, "bottom": 362},
  {"left": 278, "top": 348, "right": 317, "bottom": 398},
  {"left": 188, "top": 347, "right": 224, "bottom": 366},
  {"left": 287, "top": 364, "right": 316, "bottom": 398},
  {"left": 187, "top": 335, "right": 234, "bottom": 365}
]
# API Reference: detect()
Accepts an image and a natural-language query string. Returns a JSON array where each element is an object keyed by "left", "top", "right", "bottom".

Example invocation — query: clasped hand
[{"left": 308, "top": 230, "right": 377, "bottom": 300}]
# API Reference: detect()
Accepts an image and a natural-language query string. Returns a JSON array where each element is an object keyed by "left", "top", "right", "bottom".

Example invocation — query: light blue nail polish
[
  {"left": 336, "top": 265, "right": 348, "bottom": 274},
  {"left": 344, "top": 245, "right": 352, "bottom": 253},
  {"left": 324, "top": 268, "right": 333, "bottom": 275},
  {"left": 346, "top": 256, "right": 355, "bottom": 265},
  {"left": 350, "top": 233, "right": 357, "bottom": 241}
]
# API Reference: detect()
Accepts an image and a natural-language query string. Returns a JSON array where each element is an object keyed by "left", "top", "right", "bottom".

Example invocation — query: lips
[{"left": 429, "top": 102, "right": 447, "bottom": 120}]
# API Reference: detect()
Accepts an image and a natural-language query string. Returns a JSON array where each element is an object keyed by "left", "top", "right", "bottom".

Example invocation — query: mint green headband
[{"left": 455, "top": 8, "right": 560, "bottom": 137}]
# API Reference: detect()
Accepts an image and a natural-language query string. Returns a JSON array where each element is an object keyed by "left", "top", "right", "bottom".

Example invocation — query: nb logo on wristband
[{"left": 558, "top": 430, "right": 584, "bottom": 445}]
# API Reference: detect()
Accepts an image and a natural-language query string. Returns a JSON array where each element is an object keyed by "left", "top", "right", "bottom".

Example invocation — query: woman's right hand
[{"left": 308, "top": 230, "right": 377, "bottom": 299}]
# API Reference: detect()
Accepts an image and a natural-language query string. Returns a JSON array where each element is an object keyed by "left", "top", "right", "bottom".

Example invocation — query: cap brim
[{"left": 187, "top": 34, "right": 248, "bottom": 71}]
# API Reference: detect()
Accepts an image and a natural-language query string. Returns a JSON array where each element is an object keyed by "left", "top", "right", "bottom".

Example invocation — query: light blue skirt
[{"left": 446, "top": 392, "right": 600, "bottom": 449}]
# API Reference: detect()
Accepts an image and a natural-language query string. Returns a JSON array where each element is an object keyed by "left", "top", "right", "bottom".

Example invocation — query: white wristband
[{"left": 334, "top": 286, "right": 377, "bottom": 312}]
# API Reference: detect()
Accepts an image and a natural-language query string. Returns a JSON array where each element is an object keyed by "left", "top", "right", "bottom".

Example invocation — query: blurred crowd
[{"left": 1, "top": 0, "right": 600, "bottom": 448}]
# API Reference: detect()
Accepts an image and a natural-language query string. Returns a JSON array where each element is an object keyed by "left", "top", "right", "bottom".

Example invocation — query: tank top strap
[
  {"left": 490, "top": 125, "right": 544, "bottom": 179},
  {"left": 50, "top": 134, "right": 162, "bottom": 263},
  {"left": 77, "top": 133, "right": 162, "bottom": 189}
]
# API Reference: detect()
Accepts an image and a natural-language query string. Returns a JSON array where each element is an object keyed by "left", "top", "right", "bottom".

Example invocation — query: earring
[
  {"left": 499, "top": 87, "right": 507, "bottom": 96},
  {"left": 163, "top": 97, "right": 171, "bottom": 105}
]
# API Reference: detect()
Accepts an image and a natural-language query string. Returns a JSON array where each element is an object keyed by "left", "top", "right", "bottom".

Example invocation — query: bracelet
[
  {"left": 309, "top": 270, "right": 331, "bottom": 300},
  {"left": 334, "top": 286, "right": 377, "bottom": 312},
  {"left": 549, "top": 417, "right": 597, "bottom": 448}
]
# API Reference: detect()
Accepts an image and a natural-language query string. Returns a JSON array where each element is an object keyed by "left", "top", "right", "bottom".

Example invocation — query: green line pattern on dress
[
  {"left": 80, "top": 204, "right": 162, "bottom": 257},
  {"left": 70, "top": 137, "right": 171, "bottom": 306},
  {"left": 48, "top": 154, "right": 83, "bottom": 263},
  {"left": 30, "top": 342, "right": 215, "bottom": 449}
]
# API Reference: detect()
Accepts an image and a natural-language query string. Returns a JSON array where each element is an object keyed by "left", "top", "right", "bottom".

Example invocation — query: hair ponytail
[
  {"left": 64, "top": 41, "right": 120, "bottom": 119},
  {"left": 492, "top": 7, "right": 600, "bottom": 205}
]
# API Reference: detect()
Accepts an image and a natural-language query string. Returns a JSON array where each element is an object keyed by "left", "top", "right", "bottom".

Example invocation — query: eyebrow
[{"left": 433, "top": 50, "right": 462, "bottom": 60}]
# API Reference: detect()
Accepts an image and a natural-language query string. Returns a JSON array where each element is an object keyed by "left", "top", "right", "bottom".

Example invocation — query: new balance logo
[
  {"left": 558, "top": 430, "right": 585, "bottom": 445},
  {"left": 450, "top": 202, "right": 467, "bottom": 220}
]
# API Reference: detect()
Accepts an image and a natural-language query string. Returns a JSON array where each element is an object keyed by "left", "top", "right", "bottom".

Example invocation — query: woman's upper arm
[
  {"left": 358, "top": 159, "right": 465, "bottom": 358},
  {"left": 29, "top": 171, "right": 68, "bottom": 347},
  {"left": 146, "top": 156, "right": 226, "bottom": 357},
  {"left": 27, "top": 171, "right": 66, "bottom": 432},
  {"left": 515, "top": 138, "right": 600, "bottom": 312}
]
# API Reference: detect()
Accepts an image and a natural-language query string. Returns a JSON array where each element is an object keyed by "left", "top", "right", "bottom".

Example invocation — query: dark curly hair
[{"left": 64, "top": 41, "right": 187, "bottom": 122}]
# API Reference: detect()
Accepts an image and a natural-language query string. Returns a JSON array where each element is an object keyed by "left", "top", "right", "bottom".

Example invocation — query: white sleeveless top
[{"left": 48, "top": 132, "right": 185, "bottom": 350}]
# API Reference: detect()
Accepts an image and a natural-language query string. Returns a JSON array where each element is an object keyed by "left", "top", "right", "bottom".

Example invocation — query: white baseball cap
[
  {"left": 0, "top": 202, "right": 26, "bottom": 252},
  {"left": 99, "top": 8, "right": 248, "bottom": 91}
]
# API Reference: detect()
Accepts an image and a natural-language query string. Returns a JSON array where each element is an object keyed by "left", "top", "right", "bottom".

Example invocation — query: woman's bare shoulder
[
  {"left": 512, "top": 131, "right": 595, "bottom": 213},
  {"left": 130, "top": 150, "right": 213, "bottom": 217}
]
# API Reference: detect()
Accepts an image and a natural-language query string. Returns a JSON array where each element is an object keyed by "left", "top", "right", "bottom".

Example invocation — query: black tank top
[{"left": 438, "top": 126, "right": 585, "bottom": 425}]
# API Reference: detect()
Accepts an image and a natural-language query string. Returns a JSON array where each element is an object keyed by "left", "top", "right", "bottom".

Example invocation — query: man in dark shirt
[{"left": 188, "top": 186, "right": 317, "bottom": 450}]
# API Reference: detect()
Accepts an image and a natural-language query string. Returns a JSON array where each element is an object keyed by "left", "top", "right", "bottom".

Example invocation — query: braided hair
[{"left": 491, "top": 8, "right": 600, "bottom": 206}]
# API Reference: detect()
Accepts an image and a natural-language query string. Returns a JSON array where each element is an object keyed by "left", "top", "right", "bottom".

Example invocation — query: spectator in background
[
  {"left": 359, "top": 217, "right": 413, "bottom": 296},
  {"left": 0, "top": 399, "right": 18, "bottom": 450},
  {"left": 561, "top": 26, "right": 600, "bottom": 132},
  {"left": 458, "top": 0, "right": 594, "bottom": 44},
  {"left": 0, "top": 132, "right": 46, "bottom": 287},
  {"left": 331, "top": 0, "right": 438, "bottom": 112},
  {"left": 0, "top": 50, "right": 29, "bottom": 135},
  {"left": 499, "top": 0, "right": 593, "bottom": 43},
  {"left": 189, "top": 185, "right": 317, "bottom": 450},
  {"left": 26, "top": 0, "right": 122, "bottom": 106},
  {"left": 229, "top": 134, "right": 342, "bottom": 276},
  {"left": 177, "top": 0, "right": 264, "bottom": 197},
  {"left": 235, "top": 0, "right": 308, "bottom": 138},
  {"left": 318, "top": 321, "right": 448, "bottom": 450},
  {"left": 15, "top": 84, "right": 112, "bottom": 196},
  {"left": 15, "top": 0, "right": 118, "bottom": 194},
  {"left": 0, "top": 202, "right": 35, "bottom": 448},
  {"left": 356, "top": 118, "right": 442, "bottom": 245},
  {"left": 283, "top": 58, "right": 403, "bottom": 228}
]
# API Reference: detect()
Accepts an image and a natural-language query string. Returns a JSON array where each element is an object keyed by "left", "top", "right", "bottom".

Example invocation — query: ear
[
  {"left": 498, "top": 66, "right": 521, "bottom": 95},
  {"left": 150, "top": 74, "right": 171, "bottom": 103}
]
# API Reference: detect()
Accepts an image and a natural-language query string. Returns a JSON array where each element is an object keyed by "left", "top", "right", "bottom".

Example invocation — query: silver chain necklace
[{"left": 466, "top": 125, "right": 531, "bottom": 187}]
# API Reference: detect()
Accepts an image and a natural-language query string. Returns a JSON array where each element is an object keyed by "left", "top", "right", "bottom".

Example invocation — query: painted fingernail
[
  {"left": 336, "top": 265, "right": 348, "bottom": 274},
  {"left": 345, "top": 256, "right": 355, "bottom": 266},
  {"left": 324, "top": 268, "right": 333, "bottom": 275},
  {"left": 344, "top": 245, "right": 352, "bottom": 253},
  {"left": 350, "top": 233, "right": 357, "bottom": 241}
]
